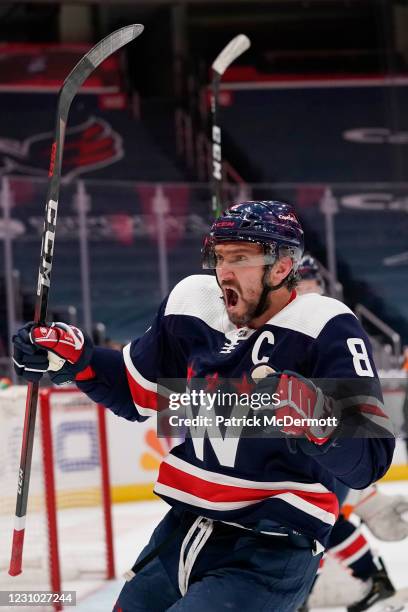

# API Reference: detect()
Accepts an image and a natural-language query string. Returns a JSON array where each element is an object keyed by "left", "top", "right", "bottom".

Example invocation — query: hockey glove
[
  {"left": 352, "top": 486, "right": 408, "bottom": 541},
  {"left": 13, "top": 322, "right": 94, "bottom": 385},
  {"left": 253, "top": 369, "right": 339, "bottom": 445},
  {"left": 13, "top": 322, "right": 49, "bottom": 383}
]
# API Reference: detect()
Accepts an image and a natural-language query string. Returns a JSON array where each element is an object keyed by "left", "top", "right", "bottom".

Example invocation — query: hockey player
[
  {"left": 13, "top": 201, "right": 395, "bottom": 612},
  {"left": 317, "top": 486, "right": 408, "bottom": 612},
  {"left": 297, "top": 252, "right": 408, "bottom": 612},
  {"left": 296, "top": 253, "right": 325, "bottom": 296},
  {"left": 305, "top": 487, "right": 408, "bottom": 612}
]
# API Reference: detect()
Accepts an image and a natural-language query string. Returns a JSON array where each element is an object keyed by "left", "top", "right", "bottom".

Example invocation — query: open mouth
[{"left": 225, "top": 288, "right": 239, "bottom": 308}]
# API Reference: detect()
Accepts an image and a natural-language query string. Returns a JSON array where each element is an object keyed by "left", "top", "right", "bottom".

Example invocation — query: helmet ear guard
[{"left": 275, "top": 244, "right": 302, "bottom": 272}]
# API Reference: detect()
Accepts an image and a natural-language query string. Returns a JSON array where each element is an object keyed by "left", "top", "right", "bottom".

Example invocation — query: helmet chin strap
[{"left": 252, "top": 265, "right": 291, "bottom": 320}]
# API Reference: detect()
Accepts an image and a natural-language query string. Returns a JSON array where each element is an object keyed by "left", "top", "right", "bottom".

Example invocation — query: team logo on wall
[{"left": 0, "top": 116, "right": 123, "bottom": 181}]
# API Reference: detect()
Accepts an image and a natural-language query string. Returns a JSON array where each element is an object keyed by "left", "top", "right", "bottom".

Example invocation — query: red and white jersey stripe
[
  {"left": 123, "top": 343, "right": 158, "bottom": 417},
  {"left": 155, "top": 453, "right": 338, "bottom": 527}
]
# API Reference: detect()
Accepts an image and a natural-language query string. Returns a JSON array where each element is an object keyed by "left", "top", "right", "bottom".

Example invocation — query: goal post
[
  {"left": 40, "top": 387, "right": 115, "bottom": 581},
  {"left": 0, "top": 385, "right": 115, "bottom": 609},
  {"left": 39, "top": 388, "right": 61, "bottom": 609}
]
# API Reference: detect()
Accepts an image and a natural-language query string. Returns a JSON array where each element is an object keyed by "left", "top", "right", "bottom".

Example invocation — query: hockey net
[{"left": 0, "top": 386, "right": 115, "bottom": 610}]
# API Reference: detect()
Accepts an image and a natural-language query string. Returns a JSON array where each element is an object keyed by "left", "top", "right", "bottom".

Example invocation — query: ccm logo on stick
[
  {"left": 212, "top": 125, "right": 222, "bottom": 180},
  {"left": 37, "top": 199, "right": 58, "bottom": 293}
]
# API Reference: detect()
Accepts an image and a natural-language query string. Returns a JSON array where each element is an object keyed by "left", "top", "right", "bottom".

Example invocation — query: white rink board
[
  {"left": 1, "top": 385, "right": 406, "bottom": 500},
  {"left": 106, "top": 410, "right": 156, "bottom": 487}
]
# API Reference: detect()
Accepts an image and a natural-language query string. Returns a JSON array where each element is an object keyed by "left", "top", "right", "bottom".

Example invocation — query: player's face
[{"left": 215, "top": 243, "right": 265, "bottom": 326}]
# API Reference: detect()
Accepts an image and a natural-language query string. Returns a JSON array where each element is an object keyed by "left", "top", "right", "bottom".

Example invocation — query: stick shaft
[
  {"left": 9, "top": 24, "right": 143, "bottom": 576},
  {"left": 211, "top": 73, "right": 222, "bottom": 217},
  {"left": 210, "top": 35, "right": 250, "bottom": 218}
]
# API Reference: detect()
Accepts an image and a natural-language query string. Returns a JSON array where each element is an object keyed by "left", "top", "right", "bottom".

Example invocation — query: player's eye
[{"left": 233, "top": 254, "right": 249, "bottom": 265}]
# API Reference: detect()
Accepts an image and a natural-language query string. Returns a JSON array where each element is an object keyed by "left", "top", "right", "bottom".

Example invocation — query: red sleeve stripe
[
  {"left": 340, "top": 395, "right": 395, "bottom": 434},
  {"left": 358, "top": 403, "right": 388, "bottom": 418},
  {"left": 125, "top": 370, "right": 157, "bottom": 417},
  {"left": 123, "top": 343, "right": 158, "bottom": 417},
  {"left": 75, "top": 365, "right": 96, "bottom": 381},
  {"left": 341, "top": 395, "right": 387, "bottom": 418}
]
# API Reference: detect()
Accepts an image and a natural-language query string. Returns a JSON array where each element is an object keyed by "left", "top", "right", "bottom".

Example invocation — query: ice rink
[{"left": 74, "top": 481, "right": 408, "bottom": 612}]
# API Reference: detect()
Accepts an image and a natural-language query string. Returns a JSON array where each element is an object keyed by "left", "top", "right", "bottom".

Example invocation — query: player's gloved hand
[
  {"left": 13, "top": 322, "right": 49, "bottom": 383},
  {"left": 353, "top": 486, "right": 408, "bottom": 541},
  {"left": 252, "top": 367, "right": 339, "bottom": 445},
  {"left": 13, "top": 322, "right": 94, "bottom": 385}
]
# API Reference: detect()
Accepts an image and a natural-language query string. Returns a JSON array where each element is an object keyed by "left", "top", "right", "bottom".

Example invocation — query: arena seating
[
  {"left": 8, "top": 177, "right": 209, "bottom": 342},
  {"left": 221, "top": 82, "right": 408, "bottom": 183},
  {"left": 0, "top": 86, "right": 188, "bottom": 344},
  {"left": 219, "top": 79, "right": 408, "bottom": 342},
  {"left": 300, "top": 206, "right": 408, "bottom": 342}
]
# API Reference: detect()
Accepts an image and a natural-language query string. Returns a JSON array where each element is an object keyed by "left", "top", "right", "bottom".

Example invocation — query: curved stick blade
[
  {"left": 87, "top": 24, "right": 144, "bottom": 69},
  {"left": 62, "top": 24, "right": 144, "bottom": 98},
  {"left": 212, "top": 34, "right": 251, "bottom": 76}
]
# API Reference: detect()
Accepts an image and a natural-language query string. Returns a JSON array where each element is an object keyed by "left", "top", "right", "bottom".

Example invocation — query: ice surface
[{"left": 74, "top": 482, "right": 408, "bottom": 612}]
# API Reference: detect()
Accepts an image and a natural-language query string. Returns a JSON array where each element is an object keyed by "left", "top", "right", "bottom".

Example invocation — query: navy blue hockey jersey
[{"left": 78, "top": 275, "right": 394, "bottom": 546}]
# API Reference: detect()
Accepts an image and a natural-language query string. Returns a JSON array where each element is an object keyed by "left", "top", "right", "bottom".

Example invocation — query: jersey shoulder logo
[{"left": 219, "top": 328, "right": 250, "bottom": 354}]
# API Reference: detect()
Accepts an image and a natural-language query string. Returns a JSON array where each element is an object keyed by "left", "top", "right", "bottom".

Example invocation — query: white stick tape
[{"left": 212, "top": 34, "right": 251, "bottom": 76}]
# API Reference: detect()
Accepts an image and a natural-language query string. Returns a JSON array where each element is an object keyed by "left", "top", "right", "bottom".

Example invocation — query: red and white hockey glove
[
  {"left": 253, "top": 369, "right": 339, "bottom": 445},
  {"left": 274, "top": 372, "right": 339, "bottom": 445},
  {"left": 13, "top": 322, "right": 94, "bottom": 385}
]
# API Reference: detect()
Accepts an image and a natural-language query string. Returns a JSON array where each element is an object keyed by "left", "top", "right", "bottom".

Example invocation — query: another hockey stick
[
  {"left": 210, "top": 34, "right": 250, "bottom": 217},
  {"left": 9, "top": 24, "right": 144, "bottom": 577}
]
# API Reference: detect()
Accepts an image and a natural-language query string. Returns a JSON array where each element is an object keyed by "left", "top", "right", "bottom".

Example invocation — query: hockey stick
[
  {"left": 9, "top": 23, "right": 144, "bottom": 577},
  {"left": 210, "top": 34, "right": 250, "bottom": 217}
]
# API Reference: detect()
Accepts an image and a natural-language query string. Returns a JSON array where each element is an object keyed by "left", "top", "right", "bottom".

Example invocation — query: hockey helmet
[
  {"left": 202, "top": 201, "right": 304, "bottom": 270},
  {"left": 298, "top": 254, "right": 321, "bottom": 281},
  {"left": 298, "top": 253, "right": 325, "bottom": 294}
]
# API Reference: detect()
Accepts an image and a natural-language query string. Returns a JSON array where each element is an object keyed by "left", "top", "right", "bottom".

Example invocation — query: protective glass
[{"left": 202, "top": 241, "right": 277, "bottom": 269}]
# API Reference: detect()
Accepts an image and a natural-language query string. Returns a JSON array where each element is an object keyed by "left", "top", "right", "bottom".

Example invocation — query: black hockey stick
[
  {"left": 9, "top": 24, "right": 144, "bottom": 577},
  {"left": 210, "top": 34, "right": 250, "bottom": 218}
]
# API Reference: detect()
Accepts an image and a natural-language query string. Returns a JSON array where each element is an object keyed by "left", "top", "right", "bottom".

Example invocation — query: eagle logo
[{"left": 0, "top": 116, "right": 123, "bottom": 182}]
